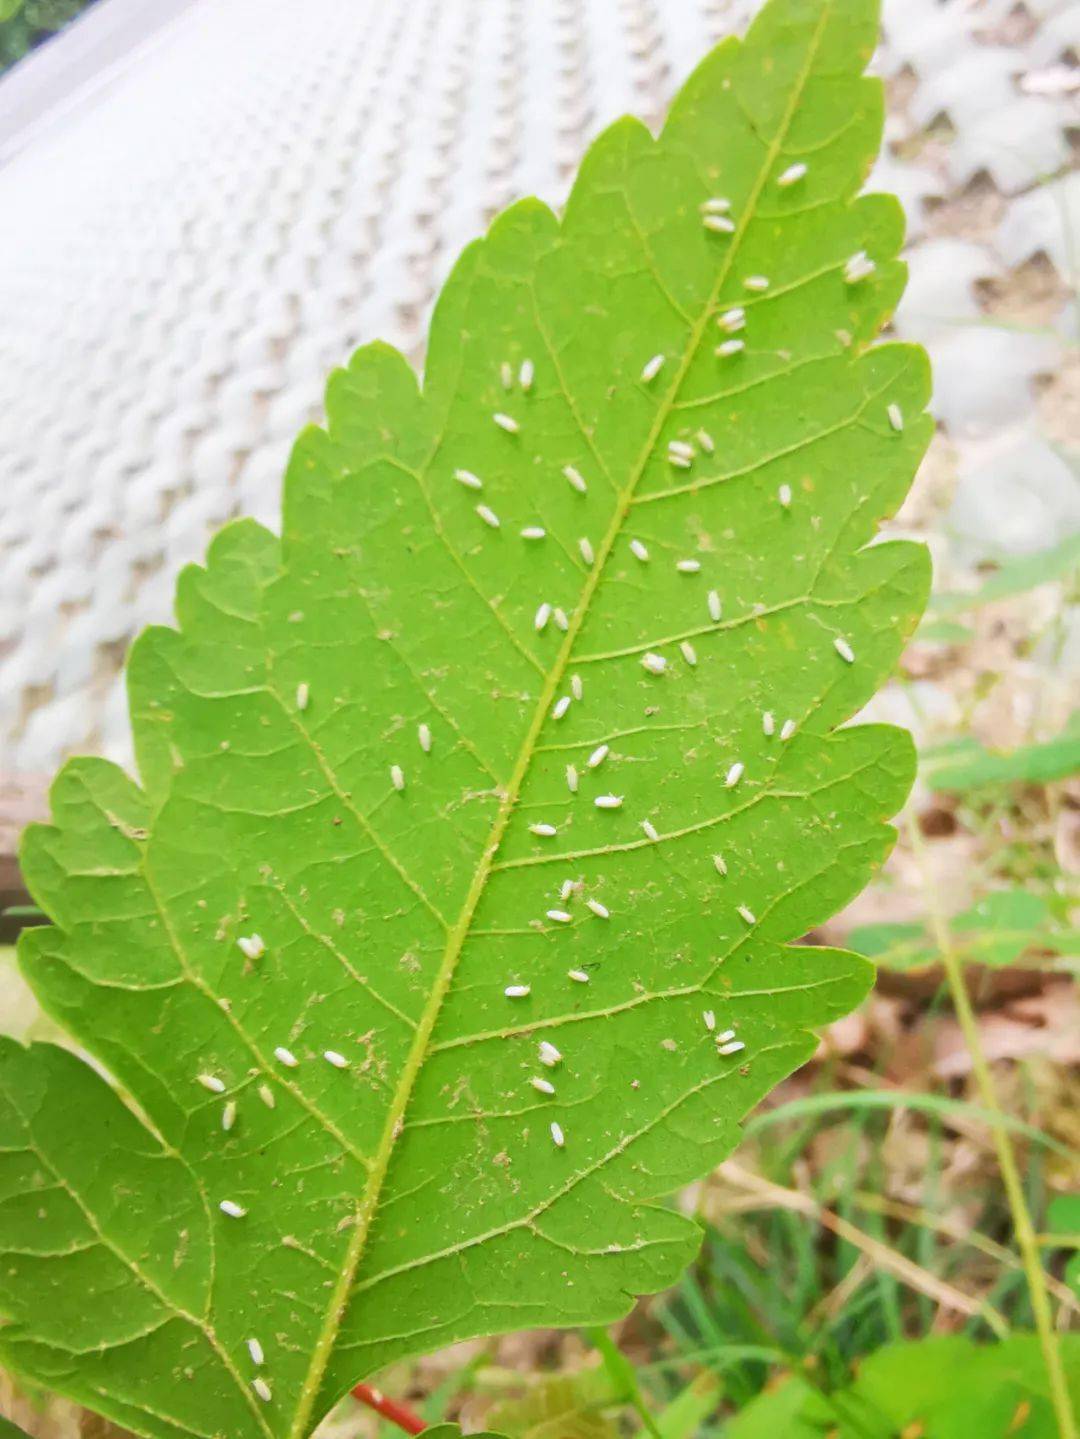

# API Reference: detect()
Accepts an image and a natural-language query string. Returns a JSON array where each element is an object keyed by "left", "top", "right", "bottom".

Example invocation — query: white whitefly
[
  {"left": 554, "top": 607, "right": 569, "bottom": 631},
  {"left": 586, "top": 898, "right": 609, "bottom": 919},
  {"left": 717, "top": 307, "right": 745, "bottom": 332},
  {"left": 668, "top": 455, "right": 693, "bottom": 470},
  {"left": 677, "top": 558, "right": 701, "bottom": 573},
  {"left": 550, "top": 1121, "right": 566, "bottom": 1148},
  {"left": 418, "top": 722, "right": 432, "bottom": 752},
  {"left": 535, "top": 602, "right": 552, "bottom": 631},
  {"left": 247, "top": 1337, "right": 264, "bottom": 1367},
  {"left": 713, "top": 852, "right": 728, "bottom": 875},
  {"left": 559, "top": 878, "right": 577, "bottom": 901},
  {"left": 700, "top": 196, "right": 731, "bottom": 214},
  {"left": 594, "top": 794, "right": 623, "bottom": 809},
  {"left": 454, "top": 467, "right": 483, "bottom": 490},
  {"left": 530, "top": 1076, "right": 555, "bottom": 1095},
  {"left": 717, "top": 1028, "right": 737, "bottom": 1043},
  {"left": 587, "top": 744, "right": 609, "bottom": 769},
  {"left": 707, "top": 589, "right": 722, "bottom": 622},
  {"left": 834, "top": 636, "right": 855, "bottom": 664},
  {"left": 521, "top": 525, "right": 546, "bottom": 540},
  {"left": 390, "top": 763, "right": 405, "bottom": 791},
  {"left": 668, "top": 440, "right": 695, "bottom": 459},
  {"left": 197, "top": 1072, "right": 226, "bottom": 1094},
  {"left": 762, "top": 711, "right": 775, "bottom": 736},
  {"left": 504, "top": 984, "right": 531, "bottom": 998},
  {"left": 296, "top": 682, "right": 310, "bottom": 711},
  {"left": 546, "top": 909, "right": 571, "bottom": 924},
  {"left": 552, "top": 695, "right": 572, "bottom": 720},
  {"left": 274, "top": 1046, "right": 299, "bottom": 1068},
  {"left": 696, "top": 428, "right": 715, "bottom": 453},
  {"left": 777, "top": 161, "right": 807, "bottom": 186},
  {"left": 500, "top": 361, "right": 513, "bottom": 389},
  {"left": 725, "top": 761, "right": 744, "bottom": 788},
  {"left": 221, "top": 1101, "right": 237, "bottom": 1132},
  {"left": 237, "top": 934, "right": 265, "bottom": 960},
  {"left": 888, "top": 403, "right": 904, "bottom": 432},
  {"left": 778, "top": 483, "right": 792, "bottom": 507},
  {"left": 579, "top": 536, "right": 595, "bottom": 565},
  {"left": 519, "top": 358, "right": 534, "bottom": 391},
  {"left": 703, "top": 1010, "right": 716, "bottom": 1031},
  {"left": 563, "top": 464, "right": 587, "bottom": 493},
  {"left": 530, "top": 822, "right": 558, "bottom": 837},
  {"left": 571, "top": 675, "right": 583, "bottom": 700},
  {"left": 253, "top": 1377, "right": 272, "bottom": 1404},
  {"left": 566, "top": 764, "right": 579, "bottom": 793},
  {"left": 476, "top": 503, "right": 500, "bottom": 528},
  {"left": 220, "top": 1199, "right": 247, "bottom": 1219},
  {"left": 641, "top": 651, "right": 667, "bottom": 674},
  {"left": 737, "top": 905, "right": 756, "bottom": 925},
  {"left": 257, "top": 1084, "right": 275, "bottom": 1109},
  {"left": 493, "top": 411, "right": 519, "bottom": 433},
  {"left": 844, "top": 250, "right": 875, "bottom": 284},
  {"left": 630, "top": 538, "right": 649, "bottom": 562},
  {"left": 539, "top": 1040, "right": 562, "bottom": 1067},
  {"left": 780, "top": 718, "right": 797, "bottom": 741},
  {"left": 642, "top": 819, "right": 659, "bottom": 841},
  {"left": 568, "top": 969, "right": 590, "bottom": 983},
  {"left": 324, "top": 1050, "right": 348, "bottom": 1068},
  {"left": 703, "top": 214, "right": 736, "bottom": 234},
  {"left": 640, "top": 353, "right": 665, "bottom": 382},
  {"left": 744, "top": 275, "right": 770, "bottom": 291},
  {"left": 718, "top": 1040, "right": 746, "bottom": 1056},
  {"left": 716, "top": 338, "right": 745, "bottom": 357},
  {"left": 680, "top": 641, "right": 698, "bottom": 666}
]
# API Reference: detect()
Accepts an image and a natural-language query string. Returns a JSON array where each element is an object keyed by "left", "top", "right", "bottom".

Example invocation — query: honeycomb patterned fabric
[{"left": 0, "top": 0, "right": 1076, "bottom": 772}]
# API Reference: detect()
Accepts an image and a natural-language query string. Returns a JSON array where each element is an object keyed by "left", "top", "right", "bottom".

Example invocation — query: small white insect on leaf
[{"left": 777, "top": 161, "right": 807, "bottom": 186}]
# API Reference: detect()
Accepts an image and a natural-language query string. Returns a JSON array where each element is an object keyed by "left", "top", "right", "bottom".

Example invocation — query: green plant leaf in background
[
  {"left": 1, "top": 0, "right": 930, "bottom": 1434},
  {"left": 724, "top": 1335, "right": 1080, "bottom": 1437},
  {"left": 423, "top": 1428, "right": 509, "bottom": 1439},
  {"left": 848, "top": 888, "right": 1080, "bottom": 972},
  {"left": 486, "top": 1372, "right": 619, "bottom": 1439},
  {"left": 921, "top": 726, "right": 1080, "bottom": 792}
]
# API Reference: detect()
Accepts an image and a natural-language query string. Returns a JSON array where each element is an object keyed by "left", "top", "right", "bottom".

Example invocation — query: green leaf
[
  {"left": 423, "top": 1428, "right": 510, "bottom": 1439},
  {"left": 921, "top": 727, "right": 1080, "bottom": 792},
  {"left": 656, "top": 1370, "right": 723, "bottom": 1438},
  {"left": 847, "top": 888, "right": 1080, "bottom": 971},
  {"left": 930, "top": 532, "right": 1080, "bottom": 616},
  {"left": 485, "top": 1372, "right": 618, "bottom": 1439},
  {"left": 0, "top": 1419, "right": 33, "bottom": 1439},
  {"left": 2, "top": 1, "right": 929, "bottom": 1435},
  {"left": 725, "top": 1335, "right": 1080, "bottom": 1437}
]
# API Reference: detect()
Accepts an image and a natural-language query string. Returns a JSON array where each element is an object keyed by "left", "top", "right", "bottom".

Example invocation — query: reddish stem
[{"left": 351, "top": 1381, "right": 427, "bottom": 1435}]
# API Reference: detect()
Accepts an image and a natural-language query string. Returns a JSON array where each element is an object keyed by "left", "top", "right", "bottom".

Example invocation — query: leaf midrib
[{"left": 289, "top": 12, "right": 832, "bottom": 1434}]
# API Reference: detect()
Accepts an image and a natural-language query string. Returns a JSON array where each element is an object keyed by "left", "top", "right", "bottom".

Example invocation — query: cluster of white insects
[{"left": 205, "top": 155, "right": 906, "bottom": 1344}]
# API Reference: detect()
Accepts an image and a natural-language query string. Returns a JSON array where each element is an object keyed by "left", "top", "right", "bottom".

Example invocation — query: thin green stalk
[
  {"left": 908, "top": 816, "right": 1077, "bottom": 1439},
  {"left": 588, "top": 1327, "right": 664, "bottom": 1439}
]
